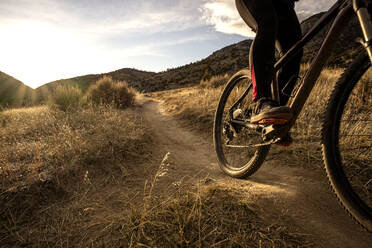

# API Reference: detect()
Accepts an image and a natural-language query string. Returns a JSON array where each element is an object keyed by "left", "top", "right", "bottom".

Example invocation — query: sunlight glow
[{"left": 0, "top": 21, "right": 99, "bottom": 88}]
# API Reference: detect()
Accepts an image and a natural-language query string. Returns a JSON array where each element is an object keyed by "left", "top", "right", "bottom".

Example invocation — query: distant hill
[
  {"left": 35, "top": 68, "right": 155, "bottom": 102},
  {"left": 301, "top": 11, "right": 362, "bottom": 66},
  {"left": 0, "top": 71, "right": 35, "bottom": 107},
  {"left": 142, "top": 40, "right": 253, "bottom": 92}
]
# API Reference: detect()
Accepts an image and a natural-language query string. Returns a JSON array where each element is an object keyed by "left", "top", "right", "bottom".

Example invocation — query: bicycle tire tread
[{"left": 322, "top": 50, "right": 372, "bottom": 233}]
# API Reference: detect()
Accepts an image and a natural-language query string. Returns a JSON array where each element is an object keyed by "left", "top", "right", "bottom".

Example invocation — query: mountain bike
[{"left": 213, "top": 0, "right": 372, "bottom": 232}]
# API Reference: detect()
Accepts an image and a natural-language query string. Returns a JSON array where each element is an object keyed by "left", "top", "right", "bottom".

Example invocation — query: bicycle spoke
[{"left": 214, "top": 71, "right": 269, "bottom": 178}]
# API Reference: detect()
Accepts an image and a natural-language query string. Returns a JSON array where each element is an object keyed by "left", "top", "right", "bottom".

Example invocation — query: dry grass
[
  {"left": 154, "top": 86, "right": 222, "bottom": 136},
  {"left": 0, "top": 104, "right": 152, "bottom": 247},
  {"left": 118, "top": 183, "right": 314, "bottom": 247},
  {"left": 86, "top": 76, "right": 137, "bottom": 109},
  {"left": 200, "top": 74, "right": 230, "bottom": 89},
  {"left": 274, "top": 65, "right": 345, "bottom": 166},
  {"left": 0, "top": 105, "right": 149, "bottom": 192},
  {"left": 49, "top": 84, "right": 84, "bottom": 111},
  {"left": 1, "top": 65, "right": 367, "bottom": 247},
  {"left": 0, "top": 100, "right": 315, "bottom": 247},
  {"left": 0, "top": 121, "right": 314, "bottom": 248}
]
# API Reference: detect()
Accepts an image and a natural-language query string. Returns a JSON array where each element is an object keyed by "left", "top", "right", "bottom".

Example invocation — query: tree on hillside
[{"left": 201, "top": 67, "right": 213, "bottom": 82}]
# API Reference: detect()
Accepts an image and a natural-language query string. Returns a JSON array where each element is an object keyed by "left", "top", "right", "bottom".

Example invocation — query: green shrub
[
  {"left": 86, "top": 76, "right": 136, "bottom": 108},
  {"left": 49, "top": 85, "right": 83, "bottom": 111},
  {"left": 200, "top": 74, "right": 229, "bottom": 88}
]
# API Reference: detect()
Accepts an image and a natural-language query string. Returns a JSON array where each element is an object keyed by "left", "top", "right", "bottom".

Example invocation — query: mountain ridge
[{"left": 0, "top": 71, "right": 35, "bottom": 107}]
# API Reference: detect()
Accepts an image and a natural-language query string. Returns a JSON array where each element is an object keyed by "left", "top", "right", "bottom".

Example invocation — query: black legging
[{"left": 235, "top": 0, "right": 303, "bottom": 105}]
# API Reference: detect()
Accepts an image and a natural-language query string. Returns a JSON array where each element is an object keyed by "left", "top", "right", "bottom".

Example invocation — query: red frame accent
[{"left": 251, "top": 63, "right": 258, "bottom": 101}]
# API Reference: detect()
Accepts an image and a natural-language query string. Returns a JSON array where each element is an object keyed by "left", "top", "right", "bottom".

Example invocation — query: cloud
[
  {"left": 201, "top": 0, "right": 254, "bottom": 37},
  {"left": 295, "top": 0, "right": 336, "bottom": 21},
  {"left": 0, "top": 0, "right": 206, "bottom": 36},
  {"left": 201, "top": 0, "right": 337, "bottom": 36}
]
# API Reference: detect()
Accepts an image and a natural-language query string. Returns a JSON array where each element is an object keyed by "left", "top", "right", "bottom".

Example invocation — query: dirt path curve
[{"left": 140, "top": 97, "right": 372, "bottom": 248}]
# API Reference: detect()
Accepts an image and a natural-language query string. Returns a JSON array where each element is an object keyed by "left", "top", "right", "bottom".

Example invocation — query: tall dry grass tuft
[
  {"left": 49, "top": 84, "right": 83, "bottom": 111},
  {"left": 200, "top": 74, "right": 230, "bottom": 88},
  {"left": 107, "top": 182, "right": 313, "bottom": 247},
  {"left": 86, "top": 76, "right": 137, "bottom": 108}
]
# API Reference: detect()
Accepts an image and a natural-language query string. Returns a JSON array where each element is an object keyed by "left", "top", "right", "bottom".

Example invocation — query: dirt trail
[{"left": 140, "top": 97, "right": 372, "bottom": 248}]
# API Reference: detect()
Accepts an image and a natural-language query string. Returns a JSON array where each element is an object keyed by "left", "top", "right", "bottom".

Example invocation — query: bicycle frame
[
  {"left": 215, "top": 0, "right": 372, "bottom": 229},
  {"left": 270, "top": 0, "right": 372, "bottom": 136}
]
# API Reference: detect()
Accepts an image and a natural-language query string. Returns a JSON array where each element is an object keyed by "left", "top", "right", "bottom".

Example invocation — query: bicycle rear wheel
[
  {"left": 322, "top": 51, "right": 372, "bottom": 232},
  {"left": 213, "top": 69, "right": 269, "bottom": 178}
]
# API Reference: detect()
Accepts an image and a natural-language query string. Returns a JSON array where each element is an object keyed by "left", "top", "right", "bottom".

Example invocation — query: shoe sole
[{"left": 250, "top": 113, "right": 292, "bottom": 125}]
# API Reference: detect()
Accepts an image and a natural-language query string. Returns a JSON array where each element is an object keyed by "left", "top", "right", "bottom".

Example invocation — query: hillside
[
  {"left": 35, "top": 68, "right": 156, "bottom": 103},
  {"left": 0, "top": 71, "right": 35, "bottom": 107},
  {"left": 301, "top": 11, "right": 362, "bottom": 65}
]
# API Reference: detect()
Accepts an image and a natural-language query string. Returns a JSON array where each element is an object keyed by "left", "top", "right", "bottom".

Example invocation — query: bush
[
  {"left": 49, "top": 85, "right": 83, "bottom": 111},
  {"left": 86, "top": 76, "right": 136, "bottom": 108},
  {"left": 201, "top": 68, "right": 212, "bottom": 82},
  {"left": 200, "top": 74, "right": 229, "bottom": 88}
]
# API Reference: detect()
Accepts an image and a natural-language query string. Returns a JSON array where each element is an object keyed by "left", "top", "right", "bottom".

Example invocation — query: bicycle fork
[{"left": 354, "top": 0, "right": 372, "bottom": 63}]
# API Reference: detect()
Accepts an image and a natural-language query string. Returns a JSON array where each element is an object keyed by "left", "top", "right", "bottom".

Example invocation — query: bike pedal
[{"left": 233, "top": 109, "right": 243, "bottom": 119}]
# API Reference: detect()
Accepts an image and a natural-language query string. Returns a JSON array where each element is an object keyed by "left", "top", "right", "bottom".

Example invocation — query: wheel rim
[{"left": 215, "top": 75, "right": 264, "bottom": 171}]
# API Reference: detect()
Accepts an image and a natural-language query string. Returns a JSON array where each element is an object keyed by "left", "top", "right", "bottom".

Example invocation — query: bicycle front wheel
[
  {"left": 322, "top": 51, "right": 372, "bottom": 232},
  {"left": 213, "top": 69, "right": 269, "bottom": 178}
]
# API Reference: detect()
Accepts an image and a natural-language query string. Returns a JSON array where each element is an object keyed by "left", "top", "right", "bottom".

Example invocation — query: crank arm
[{"left": 225, "top": 138, "right": 280, "bottom": 148}]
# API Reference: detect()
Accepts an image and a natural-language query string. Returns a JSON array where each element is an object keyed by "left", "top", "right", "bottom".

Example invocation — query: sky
[{"left": 0, "top": 0, "right": 336, "bottom": 88}]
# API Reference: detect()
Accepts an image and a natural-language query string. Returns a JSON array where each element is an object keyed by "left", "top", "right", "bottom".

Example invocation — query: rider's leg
[
  {"left": 272, "top": 2, "right": 302, "bottom": 145},
  {"left": 235, "top": 0, "right": 277, "bottom": 101},
  {"left": 235, "top": 0, "right": 292, "bottom": 124},
  {"left": 274, "top": 1, "right": 303, "bottom": 105}
]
